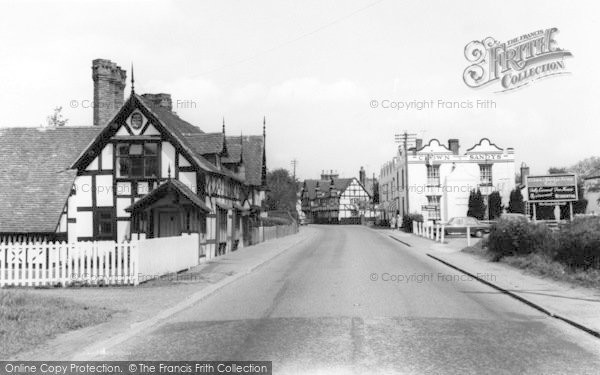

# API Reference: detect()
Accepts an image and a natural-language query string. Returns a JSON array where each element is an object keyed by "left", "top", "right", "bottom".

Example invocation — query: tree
[
  {"left": 570, "top": 156, "right": 600, "bottom": 178},
  {"left": 46, "top": 106, "right": 68, "bottom": 127},
  {"left": 372, "top": 181, "right": 380, "bottom": 204},
  {"left": 507, "top": 188, "right": 525, "bottom": 214},
  {"left": 467, "top": 189, "right": 486, "bottom": 220},
  {"left": 264, "top": 168, "right": 298, "bottom": 211},
  {"left": 488, "top": 191, "right": 503, "bottom": 219}
]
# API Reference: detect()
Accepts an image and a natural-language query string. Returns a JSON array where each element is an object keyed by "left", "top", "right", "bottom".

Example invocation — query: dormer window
[{"left": 117, "top": 142, "right": 159, "bottom": 178}]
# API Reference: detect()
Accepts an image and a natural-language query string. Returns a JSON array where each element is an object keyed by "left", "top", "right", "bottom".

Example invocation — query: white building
[
  {"left": 380, "top": 138, "right": 516, "bottom": 222},
  {"left": 379, "top": 147, "right": 406, "bottom": 221}
]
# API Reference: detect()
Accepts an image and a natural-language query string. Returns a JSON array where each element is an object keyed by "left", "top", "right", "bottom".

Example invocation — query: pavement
[
  {"left": 84, "top": 225, "right": 600, "bottom": 374},
  {"left": 385, "top": 228, "right": 600, "bottom": 338},
  {"left": 11, "top": 227, "right": 317, "bottom": 361}
]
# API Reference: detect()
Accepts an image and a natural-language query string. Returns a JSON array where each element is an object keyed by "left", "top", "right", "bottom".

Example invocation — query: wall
[{"left": 136, "top": 233, "right": 199, "bottom": 282}]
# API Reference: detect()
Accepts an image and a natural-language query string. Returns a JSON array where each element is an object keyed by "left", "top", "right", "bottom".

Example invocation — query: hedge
[{"left": 487, "top": 216, "right": 600, "bottom": 270}]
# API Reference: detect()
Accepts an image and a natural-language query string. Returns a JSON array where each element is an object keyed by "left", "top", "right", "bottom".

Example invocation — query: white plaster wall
[
  {"left": 76, "top": 211, "right": 93, "bottom": 238},
  {"left": 116, "top": 197, "right": 131, "bottom": 218},
  {"left": 161, "top": 142, "right": 176, "bottom": 178},
  {"left": 179, "top": 171, "right": 197, "bottom": 193},
  {"left": 117, "top": 221, "right": 130, "bottom": 242},
  {"left": 179, "top": 153, "right": 191, "bottom": 167},
  {"left": 96, "top": 175, "right": 113, "bottom": 207},
  {"left": 86, "top": 157, "right": 98, "bottom": 171},
  {"left": 101, "top": 144, "right": 113, "bottom": 170},
  {"left": 72, "top": 176, "right": 92, "bottom": 207}
]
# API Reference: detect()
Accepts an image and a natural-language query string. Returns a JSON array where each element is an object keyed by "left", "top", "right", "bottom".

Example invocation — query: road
[{"left": 95, "top": 226, "right": 600, "bottom": 374}]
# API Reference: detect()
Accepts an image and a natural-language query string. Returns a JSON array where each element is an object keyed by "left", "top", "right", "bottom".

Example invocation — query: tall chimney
[
  {"left": 92, "top": 59, "right": 126, "bottom": 126},
  {"left": 448, "top": 139, "right": 460, "bottom": 155},
  {"left": 520, "top": 162, "right": 530, "bottom": 185},
  {"left": 141, "top": 93, "right": 172, "bottom": 111},
  {"left": 359, "top": 166, "right": 366, "bottom": 185}
]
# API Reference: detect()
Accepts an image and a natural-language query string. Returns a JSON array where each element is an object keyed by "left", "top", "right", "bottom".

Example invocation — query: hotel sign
[{"left": 526, "top": 174, "right": 577, "bottom": 202}]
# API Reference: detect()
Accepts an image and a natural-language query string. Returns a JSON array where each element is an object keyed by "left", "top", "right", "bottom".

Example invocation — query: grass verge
[
  {"left": 462, "top": 242, "right": 600, "bottom": 289},
  {"left": 0, "top": 290, "right": 114, "bottom": 358}
]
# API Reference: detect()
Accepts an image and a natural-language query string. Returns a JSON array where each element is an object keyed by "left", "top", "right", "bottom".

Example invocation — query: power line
[{"left": 191, "top": 0, "right": 386, "bottom": 78}]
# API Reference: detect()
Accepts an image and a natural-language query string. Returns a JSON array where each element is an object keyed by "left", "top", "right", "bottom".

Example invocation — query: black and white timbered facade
[{"left": 0, "top": 59, "right": 267, "bottom": 260}]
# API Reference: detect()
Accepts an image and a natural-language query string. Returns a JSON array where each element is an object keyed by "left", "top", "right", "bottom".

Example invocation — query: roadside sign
[{"left": 526, "top": 174, "right": 578, "bottom": 202}]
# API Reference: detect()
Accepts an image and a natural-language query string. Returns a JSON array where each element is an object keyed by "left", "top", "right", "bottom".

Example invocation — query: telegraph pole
[
  {"left": 290, "top": 158, "right": 298, "bottom": 181},
  {"left": 395, "top": 131, "right": 417, "bottom": 214}
]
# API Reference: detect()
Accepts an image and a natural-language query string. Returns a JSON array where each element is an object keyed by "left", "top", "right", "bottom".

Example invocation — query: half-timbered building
[
  {"left": 0, "top": 59, "right": 267, "bottom": 261},
  {"left": 300, "top": 170, "right": 372, "bottom": 224}
]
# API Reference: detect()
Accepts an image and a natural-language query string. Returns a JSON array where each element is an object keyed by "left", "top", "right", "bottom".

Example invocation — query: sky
[{"left": 1, "top": 0, "right": 599, "bottom": 180}]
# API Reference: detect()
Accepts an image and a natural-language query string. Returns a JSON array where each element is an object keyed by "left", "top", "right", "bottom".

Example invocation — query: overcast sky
[{"left": 1, "top": 0, "right": 599, "bottom": 179}]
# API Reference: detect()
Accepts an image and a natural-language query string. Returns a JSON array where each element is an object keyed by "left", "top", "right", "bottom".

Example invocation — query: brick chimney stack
[
  {"left": 520, "top": 162, "right": 530, "bottom": 185},
  {"left": 92, "top": 59, "right": 127, "bottom": 126},
  {"left": 448, "top": 139, "right": 460, "bottom": 155},
  {"left": 359, "top": 166, "right": 366, "bottom": 185}
]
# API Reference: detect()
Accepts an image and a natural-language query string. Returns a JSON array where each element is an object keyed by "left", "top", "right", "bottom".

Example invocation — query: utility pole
[
  {"left": 395, "top": 131, "right": 417, "bottom": 215},
  {"left": 290, "top": 158, "right": 298, "bottom": 181}
]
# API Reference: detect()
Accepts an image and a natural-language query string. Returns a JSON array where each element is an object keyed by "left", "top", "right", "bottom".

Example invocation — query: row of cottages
[
  {"left": 0, "top": 59, "right": 267, "bottom": 261},
  {"left": 300, "top": 170, "right": 373, "bottom": 224}
]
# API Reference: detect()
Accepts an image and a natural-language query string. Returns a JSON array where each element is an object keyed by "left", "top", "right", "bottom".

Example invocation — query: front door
[{"left": 159, "top": 211, "right": 180, "bottom": 237}]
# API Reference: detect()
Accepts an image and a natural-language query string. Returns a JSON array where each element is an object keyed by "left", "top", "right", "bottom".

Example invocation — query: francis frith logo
[{"left": 463, "top": 28, "right": 572, "bottom": 92}]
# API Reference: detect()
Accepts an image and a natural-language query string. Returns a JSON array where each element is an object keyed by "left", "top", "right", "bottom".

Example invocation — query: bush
[
  {"left": 260, "top": 216, "right": 292, "bottom": 227},
  {"left": 555, "top": 216, "right": 600, "bottom": 270},
  {"left": 401, "top": 213, "right": 423, "bottom": 233},
  {"left": 487, "top": 219, "right": 556, "bottom": 260}
]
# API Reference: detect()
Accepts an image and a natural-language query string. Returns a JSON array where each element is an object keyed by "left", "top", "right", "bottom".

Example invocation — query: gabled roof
[
  {"left": 241, "top": 135, "right": 265, "bottom": 186},
  {"left": 71, "top": 94, "right": 221, "bottom": 175},
  {"left": 184, "top": 132, "right": 227, "bottom": 156},
  {"left": 126, "top": 179, "right": 211, "bottom": 213},
  {"left": 223, "top": 136, "right": 243, "bottom": 164},
  {"left": 302, "top": 178, "right": 355, "bottom": 200},
  {"left": 0, "top": 126, "right": 101, "bottom": 233}
]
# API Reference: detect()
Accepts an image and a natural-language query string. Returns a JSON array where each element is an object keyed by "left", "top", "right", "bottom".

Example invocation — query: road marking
[
  {"left": 426, "top": 253, "right": 600, "bottom": 340},
  {"left": 388, "top": 235, "right": 412, "bottom": 247}
]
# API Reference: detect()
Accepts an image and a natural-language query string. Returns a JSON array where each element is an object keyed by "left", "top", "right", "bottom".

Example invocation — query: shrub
[
  {"left": 260, "top": 216, "right": 292, "bottom": 227},
  {"left": 555, "top": 216, "right": 600, "bottom": 270},
  {"left": 487, "top": 219, "right": 556, "bottom": 260},
  {"left": 401, "top": 213, "right": 423, "bottom": 233}
]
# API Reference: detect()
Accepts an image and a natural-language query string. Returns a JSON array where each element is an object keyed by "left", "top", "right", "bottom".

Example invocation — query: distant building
[
  {"left": 379, "top": 145, "right": 407, "bottom": 222},
  {"left": 300, "top": 169, "right": 373, "bottom": 224},
  {"left": 583, "top": 175, "right": 600, "bottom": 215},
  {"left": 379, "top": 138, "right": 516, "bottom": 222}
]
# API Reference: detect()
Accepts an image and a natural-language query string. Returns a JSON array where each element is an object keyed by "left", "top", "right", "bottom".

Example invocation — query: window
[
  {"left": 117, "top": 143, "right": 159, "bottom": 178},
  {"left": 427, "top": 165, "right": 440, "bottom": 186},
  {"left": 94, "top": 208, "right": 114, "bottom": 240},
  {"left": 479, "top": 164, "right": 492, "bottom": 186},
  {"left": 426, "top": 195, "right": 441, "bottom": 220}
]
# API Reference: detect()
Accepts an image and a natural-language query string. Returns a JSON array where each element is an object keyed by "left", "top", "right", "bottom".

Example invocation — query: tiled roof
[
  {"left": 184, "top": 132, "right": 225, "bottom": 156},
  {"left": 223, "top": 136, "right": 242, "bottom": 164},
  {"left": 139, "top": 97, "right": 203, "bottom": 136},
  {"left": 302, "top": 178, "right": 354, "bottom": 200},
  {"left": 0, "top": 126, "right": 101, "bottom": 233},
  {"left": 126, "top": 179, "right": 211, "bottom": 213},
  {"left": 241, "top": 135, "right": 265, "bottom": 186}
]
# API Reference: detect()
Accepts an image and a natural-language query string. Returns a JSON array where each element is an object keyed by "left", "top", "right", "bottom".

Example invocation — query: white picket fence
[{"left": 0, "top": 233, "right": 199, "bottom": 288}]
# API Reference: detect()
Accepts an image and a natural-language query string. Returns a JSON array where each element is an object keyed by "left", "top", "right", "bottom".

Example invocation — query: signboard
[{"left": 526, "top": 174, "right": 578, "bottom": 202}]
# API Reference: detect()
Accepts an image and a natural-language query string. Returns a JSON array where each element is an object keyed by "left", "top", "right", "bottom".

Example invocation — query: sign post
[{"left": 526, "top": 174, "right": 578, "bottom": 221}]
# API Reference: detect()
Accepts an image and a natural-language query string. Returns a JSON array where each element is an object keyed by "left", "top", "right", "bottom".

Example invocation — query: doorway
[{"left": 158, "top": 210, "right": 180, "bottom": 237}]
